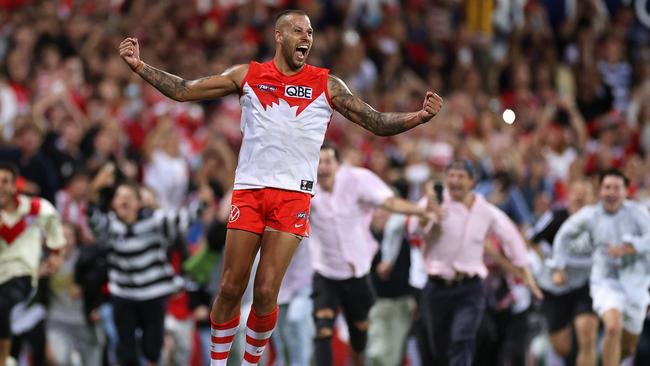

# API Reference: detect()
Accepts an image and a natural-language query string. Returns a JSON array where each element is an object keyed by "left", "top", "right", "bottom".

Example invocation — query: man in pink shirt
[
  {"left": 416, "top": 160, "right": 540, "bottom": 366},
  {"left": 308, "top": 143, "right": 434, "bottom": 366}
]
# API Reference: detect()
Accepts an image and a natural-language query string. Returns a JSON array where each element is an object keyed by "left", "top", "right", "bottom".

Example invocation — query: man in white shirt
[
  {"left": 0, "top": 162, "right": 65, "bottom": 366},
  {"left": 308, "top": 144, "right": 434, "bottom": 366},
  {"left": 552, "top": 169, "right": 650, "bottom": 366}
]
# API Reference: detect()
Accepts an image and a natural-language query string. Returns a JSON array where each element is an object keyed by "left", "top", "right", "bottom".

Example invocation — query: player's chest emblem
[
  {"left": 252, "top": 83, "right": 317, "bottom": 117},
  {"left": 0, "top": 216, "right": 32, "bottom": 245},
  {"left": 284, "top": 85, "right": 312, "bottom": 99}
]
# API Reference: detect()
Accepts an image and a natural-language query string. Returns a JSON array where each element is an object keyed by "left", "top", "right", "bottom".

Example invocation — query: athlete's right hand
[
  {"left": 551, "top": 269, "right": 567, "bottom": 286},
  {"left": 119, "top": 37, "right": 142, "bottom": 71}
]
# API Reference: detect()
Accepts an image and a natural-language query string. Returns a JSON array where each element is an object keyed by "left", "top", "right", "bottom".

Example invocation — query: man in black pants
[
  {"left": 414, "top": 161, "right": 540, "bottom": 366},
  {"left": 529, "top": 180, "right": 598, "bottom": 366},
  {"left": 87, "top": 164, "right": 213, "bottom": 366},
  {"left": 308, "top": 145, "right": 434, "bottom": 366}
]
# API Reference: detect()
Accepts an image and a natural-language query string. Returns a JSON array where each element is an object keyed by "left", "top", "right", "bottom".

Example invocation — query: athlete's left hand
[{"left": 418, "top": 91, "right": 444, "bottom": 123}]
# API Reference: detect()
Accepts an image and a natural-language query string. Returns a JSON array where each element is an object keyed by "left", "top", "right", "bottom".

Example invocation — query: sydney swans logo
[
  {"left": 229, "top": 205, "right": 241, "bottom": 223},
  {"left": 249, "top": 82, "right": 321, "bottom": 117}
]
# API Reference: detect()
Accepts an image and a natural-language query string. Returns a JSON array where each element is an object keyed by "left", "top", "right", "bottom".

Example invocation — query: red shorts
[{"left": 227, "top": 188, "right": 311, "bottom": 237}]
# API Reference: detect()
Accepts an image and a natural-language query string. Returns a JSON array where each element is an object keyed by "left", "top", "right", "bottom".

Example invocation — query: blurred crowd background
[{"left": 3, "top": 0, "right": 650, "bottom": 365}]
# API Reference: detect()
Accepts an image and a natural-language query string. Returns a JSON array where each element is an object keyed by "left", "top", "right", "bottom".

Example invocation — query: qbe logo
[{"left": 285, "top": 85, "right": 312, "bottom": 99}]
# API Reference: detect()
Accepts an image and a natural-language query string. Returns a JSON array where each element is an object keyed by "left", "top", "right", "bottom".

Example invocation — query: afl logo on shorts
[{"left": 229, "top": 205, "right": 240, "bottom": 223}]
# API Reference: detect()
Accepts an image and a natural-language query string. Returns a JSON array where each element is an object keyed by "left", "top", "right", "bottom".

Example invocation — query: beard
[
  {"left": 0, "top": 191, "right": 14, "bottom": 209},
  {"left": 281, "top": 41, "right": 306, "bottom": 70}
]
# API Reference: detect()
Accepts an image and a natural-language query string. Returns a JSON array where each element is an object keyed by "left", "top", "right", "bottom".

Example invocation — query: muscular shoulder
[
  {"left": 327, "top": 74, "right": 352, "bottom": 99},
  {"left": 347, "top": 166, "right": 387, "bottom": 188},
  {"left": 484, "top": 200, "right": 511, "bottom": 222},
  {"left": 348, "top": 166, "right": 376, "bottom": 179},
  {"left": 570, "top": 205, "right": 599, "bottom": 226},
  {"left": 623, "top": 200, "right": 650, "bottom": 219},
  {"left": 16, "top": 194, "right": 57, "bottom": 218},
  {"left": 222, "top": 64, "right": 250, "bottom": 88},
  {"left": 36, "top": 197, "right": 58, "bottom": 217}
]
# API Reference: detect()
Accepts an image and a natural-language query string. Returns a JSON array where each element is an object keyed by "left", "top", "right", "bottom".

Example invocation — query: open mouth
[{"left": 295, "top": 45, "right": 309, "bottom": 60}]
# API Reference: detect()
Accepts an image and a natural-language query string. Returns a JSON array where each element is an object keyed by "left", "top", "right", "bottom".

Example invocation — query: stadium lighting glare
[{"left": 502, "top": 109, "right": 516, "bottom": 125}]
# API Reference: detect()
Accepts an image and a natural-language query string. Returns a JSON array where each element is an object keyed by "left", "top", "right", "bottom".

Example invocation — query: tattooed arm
[
  {"left": 328, "top": 75, "right": 443, "bottom": 136},
  {"left": 119, "top": 37, "right": 247, "bottom": 101}
]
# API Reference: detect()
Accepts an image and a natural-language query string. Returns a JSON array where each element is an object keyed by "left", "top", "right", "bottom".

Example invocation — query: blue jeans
[
  {"left": 100, "top": 302, "right": 119, "bottom": 365},
  {"left": 272, "top": 287, "right": 314, "bottom": 366}
]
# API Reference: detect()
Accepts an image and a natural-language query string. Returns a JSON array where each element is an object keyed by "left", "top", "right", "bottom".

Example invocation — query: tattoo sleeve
[
  {"left": 137, "top": 63, "right": 191, "bottom": 102},
  {"left": 328, "top": 75, "right": 423, "bottom": 136}
]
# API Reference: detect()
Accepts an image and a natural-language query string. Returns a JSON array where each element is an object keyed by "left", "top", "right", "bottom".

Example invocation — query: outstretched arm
[
  {"left": 328, "top": 74, "right": 443, "bottom": 136},
  {"left": 119, "top": 37, "right": 247, "bottom": 102}
]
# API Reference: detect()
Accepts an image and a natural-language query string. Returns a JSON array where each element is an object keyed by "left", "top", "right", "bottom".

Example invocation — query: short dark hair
[
  {"left": 446, "top": 159, "right": 476, "bottom": 180},
  {"left": 114, "top": 181, "right": 142, "bottom": 201},
  {"left": 275, "top": 9, "right": 308, "bottom": 28},
  {"left": 0, "top": 161, "right": 19, "bottom": 181},
  {"left": 65, "top": 167, "right": 90, "bottom": 185},
  {"left": 599, "top": 168, "right": 629, "bottom": 187},
  {"left": 320, "top": 141, "right": 341, "bottom": 162}
]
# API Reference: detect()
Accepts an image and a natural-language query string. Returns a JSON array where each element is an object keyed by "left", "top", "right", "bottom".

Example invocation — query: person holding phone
[{"left": 412, "top": 159, "right": 541, "bottom": 366}]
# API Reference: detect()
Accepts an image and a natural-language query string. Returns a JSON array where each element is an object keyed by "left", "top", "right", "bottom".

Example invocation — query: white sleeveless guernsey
[{"left": 234, "top": 60, "right": 333, "bottom": 195}]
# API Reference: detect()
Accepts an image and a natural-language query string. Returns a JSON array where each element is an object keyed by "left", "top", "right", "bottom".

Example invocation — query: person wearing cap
[{"left": 412, "top": 159, "right": 541, "bottom": 366}]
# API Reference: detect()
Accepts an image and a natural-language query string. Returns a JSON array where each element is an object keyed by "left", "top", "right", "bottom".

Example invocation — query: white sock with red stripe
[
  {"left": 242, "top": 306, "right": 278, "bottom": 366},
  {"left": 210, "top": 313, "right": 240, "bottom": 366}
]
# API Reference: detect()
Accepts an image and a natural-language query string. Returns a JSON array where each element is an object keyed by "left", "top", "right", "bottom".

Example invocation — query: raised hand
[
  {"left": 91, "top": 163, "right": 116, "bottom": 193},
  {"left": 419, "top": 91, "right": 444, "bottom": 123},
  {"left": 119, "top": 37, "right": 142, "bottom": 71}
]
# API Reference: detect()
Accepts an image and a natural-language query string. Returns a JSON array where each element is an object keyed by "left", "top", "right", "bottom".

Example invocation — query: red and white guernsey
[
  {"left": 0, "top": 195, "right": 65, "bottom": 286},
  {"left": 235, "top": 61, "right": 333, "bottom": 195}
]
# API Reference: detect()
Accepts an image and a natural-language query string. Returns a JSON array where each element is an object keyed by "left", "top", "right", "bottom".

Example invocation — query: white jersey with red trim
[
  {"left": 0, "top": 194, "right": 65, "bottom": 286},
  {"left": 235, "top": 61, "right": 333, "bottom": 195}
]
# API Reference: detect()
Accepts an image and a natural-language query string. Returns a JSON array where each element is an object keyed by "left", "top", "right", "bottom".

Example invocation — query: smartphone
[{"left": 433, "top": 181, "right": 444, "bottom": 204}]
